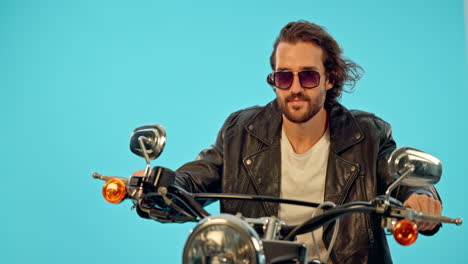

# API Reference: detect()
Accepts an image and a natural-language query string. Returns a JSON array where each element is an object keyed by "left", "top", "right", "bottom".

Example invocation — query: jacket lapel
[
  {"left": 241, "top": 100, "right": 283, "bottom": 216},
  {"left": 323, "top": 104, "right": 365, "bottom": 256},
  {"left": 324, "top": 103, "right": 364, "bottom": 205}
]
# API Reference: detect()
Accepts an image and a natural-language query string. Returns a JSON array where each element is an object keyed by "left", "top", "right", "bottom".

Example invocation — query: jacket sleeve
[
  {"left": 172, "top": 112, "right": 238, "bottom": 196},
  {"left": 376, "top": 121, "right": 442, "bottom": 236}
]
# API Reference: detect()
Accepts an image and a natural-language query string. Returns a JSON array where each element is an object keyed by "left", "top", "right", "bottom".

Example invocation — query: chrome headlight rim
[{"left": 182, "top": 213, "right": 265, "bottom": 264}]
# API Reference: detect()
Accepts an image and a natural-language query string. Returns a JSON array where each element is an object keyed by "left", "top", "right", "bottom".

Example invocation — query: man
[{"left": 138, "top": 21, "right": 442, "bottom": 263}]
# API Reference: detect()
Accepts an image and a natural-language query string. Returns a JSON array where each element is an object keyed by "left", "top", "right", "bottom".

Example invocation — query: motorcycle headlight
[{"left": 183, "top": 214, "right": 265, "bottom": 264}]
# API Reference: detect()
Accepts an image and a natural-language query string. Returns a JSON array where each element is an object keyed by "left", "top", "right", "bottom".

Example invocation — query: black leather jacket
[{"left": 175, "top": 100, "right": 440, "bottom": 264}]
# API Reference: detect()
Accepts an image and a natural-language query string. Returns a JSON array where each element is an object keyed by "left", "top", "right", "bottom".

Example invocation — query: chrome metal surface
[
  {"left": 183, "top": 214, "right": 265, "bottom": 264},
  {"left": 384, "top": 164, "right": 415, "bottom": 209},
  {"left": 137, "top": 136, "right": 151, "bottom": 178},
  {"left": 92, "top": 172, "right": 129, "bottom": 185},
  {"left": 390, "top": 207, "right": 463, "bottom": 226},
  {"left": 388, "top": 147, "right": 442, "bottom": 187},
  {"left": 130, "top": 124, "right": 166, "bottom": 161},
  {"left": 263, "top": 216, "right": 282, "bottom": 240},
  {"left": 381, "top": 217, "right": 398, "bottom": 233}
]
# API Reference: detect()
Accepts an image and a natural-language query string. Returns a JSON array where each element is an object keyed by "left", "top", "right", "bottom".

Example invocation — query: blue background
[{"left": 2, "top": 0, "right": 467, "bottom": 263}]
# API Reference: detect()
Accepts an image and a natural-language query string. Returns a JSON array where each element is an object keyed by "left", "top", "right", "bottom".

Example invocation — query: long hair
[{"left": 270, "top": 21, "right": 363, "bottom": 109}]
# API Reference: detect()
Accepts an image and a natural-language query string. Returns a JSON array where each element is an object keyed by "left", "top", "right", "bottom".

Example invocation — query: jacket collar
[
  {"left": 246, "top": 99, "right": 364, "bottom": 153},
  {"left": 328, "top": 102, "right": 365, "bottom": 153},
  {"left": 245, "top": 100, "right": 283, "bottom": 146}
]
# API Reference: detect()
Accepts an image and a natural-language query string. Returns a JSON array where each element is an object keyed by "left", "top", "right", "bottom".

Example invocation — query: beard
[{"left": 277, "top": 89, "right": 326, "bottom": 123}]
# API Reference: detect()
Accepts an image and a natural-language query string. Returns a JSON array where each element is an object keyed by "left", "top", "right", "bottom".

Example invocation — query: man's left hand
[{"left": 403, "top": 194, "right": 442, "bottom": 231}]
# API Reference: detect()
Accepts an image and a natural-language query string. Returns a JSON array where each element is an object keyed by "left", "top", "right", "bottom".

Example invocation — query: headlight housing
[{"left": 183, "top": 214, "right": 265, "bottom": 264}]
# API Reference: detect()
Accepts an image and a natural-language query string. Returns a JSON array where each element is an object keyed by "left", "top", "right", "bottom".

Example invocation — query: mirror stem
[
  {"left": 384, "top": 164, "right": 415, "bottom": 209},
  {"left": 138, "top": 136, "right": 152, "bottom": 178}
]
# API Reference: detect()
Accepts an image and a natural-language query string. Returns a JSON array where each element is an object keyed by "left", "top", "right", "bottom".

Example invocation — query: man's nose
[{"left": 289, "top": 74, "right": 304, "bottom": 94}]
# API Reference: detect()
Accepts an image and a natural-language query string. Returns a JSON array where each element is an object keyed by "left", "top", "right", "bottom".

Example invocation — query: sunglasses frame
[{"left": 266, "top": 70, "right": 322, "bottom": 90}]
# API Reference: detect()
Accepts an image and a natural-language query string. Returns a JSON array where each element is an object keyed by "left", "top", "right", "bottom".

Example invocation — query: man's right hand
[
  {"left": 131, "top": 167, "right": 177, "bottom": 214},
  {"left": 132, "top": 170, "right": 146, "bottom": 176},
  {"left": 132, "top": 166, "right": 176, "bottom": 189}
]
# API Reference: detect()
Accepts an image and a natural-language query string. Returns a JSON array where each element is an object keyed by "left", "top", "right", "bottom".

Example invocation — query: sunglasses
[{"left": 267, "top": 70, "right": 321, "bottom": 90}]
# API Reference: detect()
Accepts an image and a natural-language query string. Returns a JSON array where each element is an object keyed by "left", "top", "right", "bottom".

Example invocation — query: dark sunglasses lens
[
  {"left": 299, "top": 71, "right": 320, "bottom": 88},
  {"left": 274, "top": 72, "right": 293, "bottom": 89}
]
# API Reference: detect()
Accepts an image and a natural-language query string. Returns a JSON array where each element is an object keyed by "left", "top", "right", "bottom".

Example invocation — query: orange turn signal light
[
  {"left": 102, "top": 178, "right": 127, "bottom": 204},
  {"left": 393, "top": 219, "right": 418, "bottom": 246}
]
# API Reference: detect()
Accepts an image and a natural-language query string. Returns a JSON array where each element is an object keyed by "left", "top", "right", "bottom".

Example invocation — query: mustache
[{"left": 285, "top": 93, "right": 310, "bottom": 102}]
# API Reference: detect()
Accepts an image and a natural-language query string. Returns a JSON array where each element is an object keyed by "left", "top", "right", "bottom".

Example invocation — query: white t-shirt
[{"left": 278, "top": 127, "right": 331, "bottom": 262}]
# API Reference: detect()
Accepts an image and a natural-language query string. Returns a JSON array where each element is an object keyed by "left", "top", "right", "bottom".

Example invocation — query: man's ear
[{"left": 326, "top": 73, "right": 334, "bottom": 91}]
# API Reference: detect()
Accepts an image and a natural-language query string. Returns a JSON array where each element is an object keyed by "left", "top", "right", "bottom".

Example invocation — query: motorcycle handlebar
[
  {"left": 92, "top": 172, "right": 129, "bottom": 185},
  {"left": 92, "top": 172, "right": 462, "bottom": 233}
]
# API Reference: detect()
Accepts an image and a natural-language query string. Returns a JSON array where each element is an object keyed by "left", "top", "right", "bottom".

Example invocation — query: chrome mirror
[
  {"left": 383, "top": 147, "right": 442, "bottom": 209},
  {"left": 130, "top": 124, "right": 166, "bottom": 176},
  {"left": 388, "top": 147, "right": 442, "bottom": 187}
]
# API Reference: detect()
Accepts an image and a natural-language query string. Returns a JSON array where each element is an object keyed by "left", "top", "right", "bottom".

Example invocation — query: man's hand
[
  {"left": 132, "top": 167, "right": 176, "bottom": 189},
  {"left": 132, "top": 170, "right": 145, "bottom": 176},
  {"left": 403, "top": 194, "right": 442, "bottom": 231}
]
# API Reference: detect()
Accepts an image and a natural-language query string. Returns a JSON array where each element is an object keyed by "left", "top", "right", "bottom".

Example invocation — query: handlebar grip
[
  {"left": 410, "top": 210, "right": 462, "bottom": 226},
  {"left": 92, "top": 172, "right": 129, "bottom": 185}
]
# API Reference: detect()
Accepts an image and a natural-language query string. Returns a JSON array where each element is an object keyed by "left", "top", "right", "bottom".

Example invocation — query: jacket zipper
[{"left": 360, "top": 175, "right": 375, "bottom": 245}]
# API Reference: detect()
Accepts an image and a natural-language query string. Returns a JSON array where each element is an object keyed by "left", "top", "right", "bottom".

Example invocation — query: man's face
[{"left": 274, "top": 41, "right": 333, "bottom": 123}]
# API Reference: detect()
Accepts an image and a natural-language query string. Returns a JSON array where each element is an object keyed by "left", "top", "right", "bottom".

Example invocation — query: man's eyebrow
[
  {"left": 300, "top": 66, "right": 319, "bottom": 71},
  {"left": 275, "top": 66, "right": 320, "bottom": 71}
]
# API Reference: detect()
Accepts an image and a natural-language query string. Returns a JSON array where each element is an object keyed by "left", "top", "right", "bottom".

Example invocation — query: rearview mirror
[
  {"left": 129, "top": 124, "right": 166, "bottom": 160},
  {"left": 388, "top": 147, "right": 442, "bottom": 187}
]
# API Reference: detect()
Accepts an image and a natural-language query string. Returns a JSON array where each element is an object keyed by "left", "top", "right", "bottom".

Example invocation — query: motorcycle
[{"left": 92, "top": 124, "right": 462, "bottom": 264}]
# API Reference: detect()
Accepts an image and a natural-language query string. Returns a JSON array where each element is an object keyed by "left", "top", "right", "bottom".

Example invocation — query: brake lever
[
  {"left": 137, "top": 198, "right": 198, "bottom": 223},
  {"left": 388, "top": 206, "right": 462, "bottom": 226}
]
